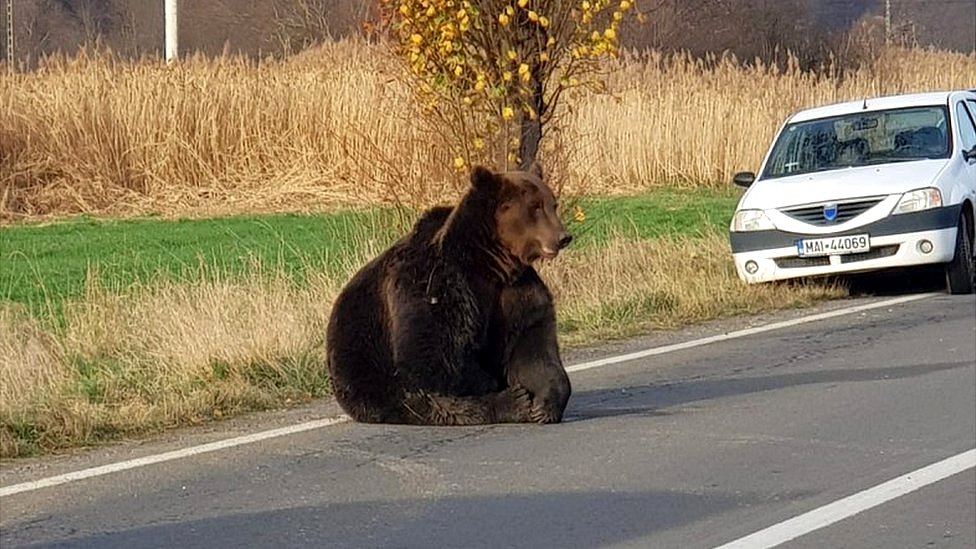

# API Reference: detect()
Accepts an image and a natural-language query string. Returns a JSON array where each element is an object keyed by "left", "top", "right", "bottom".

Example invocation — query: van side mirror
[
  {"left": 964, "top": 146, "right": 976, "bottom": 162},
  {"left": 733, "top": 171, "right": 756, "bottom": 188}
]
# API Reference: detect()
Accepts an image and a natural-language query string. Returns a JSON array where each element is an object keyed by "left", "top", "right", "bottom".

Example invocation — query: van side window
[{"left": 957, "top": 102, "right": 976, "bottom": 151}]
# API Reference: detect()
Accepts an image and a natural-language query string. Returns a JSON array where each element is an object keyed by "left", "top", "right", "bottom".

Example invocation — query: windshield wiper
[{"left": 862, "top": 157, "right": 924, "bottom": 165}]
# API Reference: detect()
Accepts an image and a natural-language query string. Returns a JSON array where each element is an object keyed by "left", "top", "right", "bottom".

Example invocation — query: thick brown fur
[{"left": 325, "top": 163, "right": 572, "bottom": 425}]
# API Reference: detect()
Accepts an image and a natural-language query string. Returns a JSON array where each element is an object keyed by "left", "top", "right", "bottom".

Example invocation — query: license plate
[{"left": 795, "top": 234, "right": 870, "bottom": 257}]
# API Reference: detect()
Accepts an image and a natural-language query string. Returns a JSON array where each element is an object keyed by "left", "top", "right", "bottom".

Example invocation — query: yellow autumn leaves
[
  {"left": 380, "top": 0, "right": 636, "bottom": 170},
  {"left": 571, "top": 0, "right": 630, "bottom": 58},
  {"left": 499, "top": 4, "right": 549, "bottom": 27}
]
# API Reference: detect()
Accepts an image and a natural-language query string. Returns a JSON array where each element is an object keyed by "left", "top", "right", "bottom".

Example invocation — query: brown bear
[{"left": 325, "top": 162, "right": 572, "bottom": 425}]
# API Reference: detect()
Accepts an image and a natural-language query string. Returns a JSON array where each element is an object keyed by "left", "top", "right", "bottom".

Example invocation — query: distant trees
[
  {"left": 2, "top": 0, "right": 971, "bottom": 71},
  {"left": 3, "top": 0, "right": 375, "bottom": 66}
]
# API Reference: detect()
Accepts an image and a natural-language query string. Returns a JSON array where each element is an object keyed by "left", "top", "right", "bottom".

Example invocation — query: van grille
[
  {"left": 774, "top": 256, "right": 831, "bottom": 269},
  {"left": 839, "top": 245, "right": 899, "bottom": 263},
  {"left": 774, "top": 245, "right": 899, "bottom": 269},
  {"left": 780, "top": 198, "right": 884, "bottom": 226}
]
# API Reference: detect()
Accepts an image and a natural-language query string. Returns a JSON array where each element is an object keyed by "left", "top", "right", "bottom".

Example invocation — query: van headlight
[
  {"left": 731, "top": 209, "right": 775, "bottom": 232},
  {"left": 893, "top": 188, "right": 942, "bottom": 214}
]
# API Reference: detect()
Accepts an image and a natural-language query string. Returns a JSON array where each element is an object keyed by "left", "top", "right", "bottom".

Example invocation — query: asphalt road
[{"left": 1, "top": 292, "right": 974, "bottom": 549}]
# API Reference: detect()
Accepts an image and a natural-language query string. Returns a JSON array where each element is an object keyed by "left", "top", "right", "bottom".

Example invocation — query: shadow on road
[
  {"left": 835, "top": 266, "right": 946, "bottom": 297},
  {"left": 9, "top": 489, "right": 742, "bottom": 549},
  {"left": 768, "top": 265, "right": 948, "bottom": 298},
  {"left": 566, "top": 360, "right": 972, "bottom": 422}
]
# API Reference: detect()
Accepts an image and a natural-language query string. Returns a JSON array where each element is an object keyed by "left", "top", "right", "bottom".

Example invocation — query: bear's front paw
[
  {"left": 508, "top": 383, "right": 533, "bottom": 405},
  {"left": 500, "top": 384, "right": 535, "bottom": 422},
  {"left": 529, "top": 399, "right": 561, "bottom": 424}
]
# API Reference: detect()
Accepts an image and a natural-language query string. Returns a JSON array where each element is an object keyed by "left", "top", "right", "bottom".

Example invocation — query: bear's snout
[{"left": 558, "top": 233, "right": 573, "bottom": 250}]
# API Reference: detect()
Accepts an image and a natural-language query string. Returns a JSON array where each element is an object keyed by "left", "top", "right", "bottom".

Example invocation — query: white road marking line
[
  {"left": 0, "top": 417, "right": 349, "bottom": 498},
  {"left": 714, "top": 448, "right": 976, "bottom": 549},
  {"left": 566, "top": 293, "right": 936, "bottom": 373},
  {"left": 0, "top": 293, "right": 936, "bottom": 498}
]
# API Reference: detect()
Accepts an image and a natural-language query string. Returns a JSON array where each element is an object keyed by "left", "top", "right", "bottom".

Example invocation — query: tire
[{"left": 945, "top": 215, "right": 975, "bottom": 295}]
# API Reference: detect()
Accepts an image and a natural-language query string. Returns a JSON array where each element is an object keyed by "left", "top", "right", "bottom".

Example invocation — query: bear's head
[{"left": 470, "top": 162, "right": 572, "bottom": 267}]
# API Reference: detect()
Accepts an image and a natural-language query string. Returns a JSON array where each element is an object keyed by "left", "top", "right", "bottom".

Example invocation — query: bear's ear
[
  {"left": 526, "top": 161, "right": 544, "bottom": 181},
  {"left": 470, "top": 165, "right": 500, "bottom": 192}
]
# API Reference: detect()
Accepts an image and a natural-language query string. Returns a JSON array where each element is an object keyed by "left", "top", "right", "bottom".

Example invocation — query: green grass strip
[{"left": 0, "top": 189, "right": 739, "bottom": 317}]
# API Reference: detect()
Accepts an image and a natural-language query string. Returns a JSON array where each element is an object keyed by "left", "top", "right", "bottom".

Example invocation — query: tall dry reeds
[
  {"left": 579, "top": 47, "right": 976, "bottom": 188},
  {"left": 2, "top": 41, "right": 973, "bottom": 220},
  {"left": 0, "top": 41, "right": 453, "bottom": 220}
]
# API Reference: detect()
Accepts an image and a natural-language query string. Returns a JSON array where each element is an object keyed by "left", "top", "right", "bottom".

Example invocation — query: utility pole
[
  {"left": 165, "top": 0, "right": 178, "bottom": 63},
  {"left": 884, "top": 0, "right": 891, "bottom": 45},
  {"left": 4, "top": 0, "right": 13, "bottom": 69}
]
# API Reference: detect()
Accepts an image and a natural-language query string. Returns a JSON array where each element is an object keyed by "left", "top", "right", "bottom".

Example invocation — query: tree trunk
[
  {"left": 518, "top": 116, "right": 541, "bottom": 170},
  {"left": 518, "top": 70, "right": 546, "bottom": 170}
]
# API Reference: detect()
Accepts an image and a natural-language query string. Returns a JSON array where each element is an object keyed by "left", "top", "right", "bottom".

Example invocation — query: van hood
[{"left": 739, "top": 159, "right": 949, "bottom": 210}]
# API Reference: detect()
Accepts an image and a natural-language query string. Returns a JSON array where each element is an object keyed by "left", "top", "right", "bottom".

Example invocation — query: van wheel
[{"left": 945, "top": 215, "right": 974, "bottom": 295}]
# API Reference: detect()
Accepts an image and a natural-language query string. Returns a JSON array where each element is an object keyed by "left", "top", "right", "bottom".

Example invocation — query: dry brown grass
[
  {"left": 543, "top": 232, "right": 843, "bottom": 346},
  {"left": 0, "top": 232, "right": 843, "bottom": 457},
  {"left": 2, "top": 41, "right": 973, "bottom": 221},
  {"left": 0, "top": 272, "right": 343, "bottom": 457}
]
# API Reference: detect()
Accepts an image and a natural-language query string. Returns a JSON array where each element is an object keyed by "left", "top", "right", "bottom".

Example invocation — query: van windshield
[{"left": 761, "top": 106, "right": 950, "bottom": 179}]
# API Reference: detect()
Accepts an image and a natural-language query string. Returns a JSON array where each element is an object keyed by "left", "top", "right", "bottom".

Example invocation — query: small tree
[{"left": 377, "top": 0, "right": 640, "bottom": 172}]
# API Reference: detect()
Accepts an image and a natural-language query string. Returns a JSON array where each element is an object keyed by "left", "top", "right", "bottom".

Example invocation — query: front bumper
[{"left": 729, "top": 205, "right": 961, "bottom": 284}]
